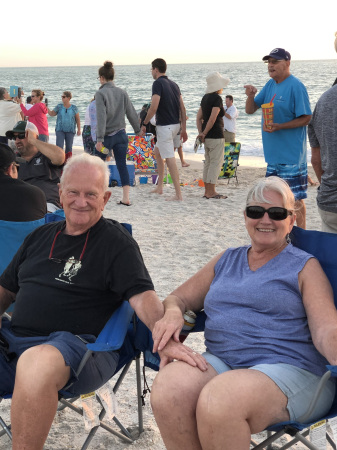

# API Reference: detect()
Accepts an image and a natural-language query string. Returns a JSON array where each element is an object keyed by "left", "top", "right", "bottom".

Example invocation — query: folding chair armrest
[
  {"left": 86, "top": 301, "right": 134, "bottom": 352},
  {"left": 326, "top": 365, "right": 337, "bottom": 377}
]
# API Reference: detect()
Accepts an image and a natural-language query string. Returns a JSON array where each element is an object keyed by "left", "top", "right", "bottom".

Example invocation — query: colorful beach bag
[
  {"left": 219, "top": 142, "right": 241, "bottom": 182},
  {"left": 127, "top": 134, "right": 157, "bottom": 173}
]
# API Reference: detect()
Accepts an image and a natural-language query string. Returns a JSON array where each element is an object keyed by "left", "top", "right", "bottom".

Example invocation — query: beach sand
[{"left": 0, "top": 151, "right": 327, "bottom": 449}]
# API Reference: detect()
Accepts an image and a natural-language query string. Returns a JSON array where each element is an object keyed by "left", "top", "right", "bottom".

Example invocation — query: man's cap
[
  {"left": 262, "top": 48, "right": 291, "bottom": 61},
  {"left": 5, "top": 121, "right": 39, "bottom": 140},
  {"left": 0, "top": 143, "right": 25, "bottom": 170}
]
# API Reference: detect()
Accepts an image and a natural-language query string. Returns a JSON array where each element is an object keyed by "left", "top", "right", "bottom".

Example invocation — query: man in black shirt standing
[
  {"left": 6, "top": 121, "right": 65, "bottom": 212},
  {"left": 0, "top": 143, "right": 46, "bottom": 221},
  {"left": 0, "top": 153, "right": 204, "bottom": 450},
  {"left": 140, "top": 58, "right": 188, "bottom": 201}
]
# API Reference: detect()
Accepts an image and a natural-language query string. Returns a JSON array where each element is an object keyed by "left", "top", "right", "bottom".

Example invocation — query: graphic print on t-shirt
[{"left": 56, "top": 257, "right": 82, "bottom": 284}]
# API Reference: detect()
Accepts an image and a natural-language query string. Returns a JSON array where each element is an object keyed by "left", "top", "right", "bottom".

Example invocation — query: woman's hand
[
  {"left": 152, "top": 310, "right": 184, "bottom": 353},
  {"left": 158, "top": 339, "right": 208, "bottom": 371},
  {"left": 96, "top": 142, "right": 104, "bottom": 152}
]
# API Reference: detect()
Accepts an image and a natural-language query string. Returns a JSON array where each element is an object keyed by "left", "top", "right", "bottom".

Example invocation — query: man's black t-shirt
[
  {"left": 152, "top": 76, "right": 181, "bottom": 126},
  {"left": 0, "top": 173, "right": 46, "bottom": 221},
  {"left": 200, "top": 93, "right": 225, "bottom": 139},
  {"left": 18, "top": 152, "right": 63, "bottom": 207},
  {"left": 0, "top": 217, "right": 154, "bottom": 337}
]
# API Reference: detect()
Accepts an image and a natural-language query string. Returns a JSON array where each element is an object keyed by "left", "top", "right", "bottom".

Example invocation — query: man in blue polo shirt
[
  {"left": 244, "top": 48, "right": 312, "bottom": 229},
  {"left": 141, "top": 58, "right": 188, "bottom": 201}
]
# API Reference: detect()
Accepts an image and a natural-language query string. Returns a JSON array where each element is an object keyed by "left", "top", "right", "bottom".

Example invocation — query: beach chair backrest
[
  {"left": 127, "top": 133, "right": 157, "bottom": 173},
  {"left": 219, "top": 142, "right": 241, "bottom": 180},
  {"left": 0, "top": 218, "right": 45, "bottom": 274}
]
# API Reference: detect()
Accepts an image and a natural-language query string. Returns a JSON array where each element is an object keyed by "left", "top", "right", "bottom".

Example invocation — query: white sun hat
[{"left": 205, "top": 72, "right": 230, "bottom": 94}]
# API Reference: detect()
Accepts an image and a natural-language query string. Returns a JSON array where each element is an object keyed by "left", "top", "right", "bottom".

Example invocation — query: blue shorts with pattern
[{"left": 266, "top": 163, "right": 308, "bottom": 201}]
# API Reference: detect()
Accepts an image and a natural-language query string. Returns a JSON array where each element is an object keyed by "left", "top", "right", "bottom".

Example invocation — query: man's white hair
[{"left": 60, "top": 153, "right": 110, "bottom": 190}]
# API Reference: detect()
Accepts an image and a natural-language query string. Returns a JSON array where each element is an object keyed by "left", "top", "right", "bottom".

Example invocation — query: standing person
[
  {"left": 6, "top": 121, "right": 65, "bottom": 212},
  {"left": 140, "top": 58, "right": 188, "bottom": 201},
  {"left": 19, "top": 90, "right": 49, "bottom": 142},
  {"left": 223, "top": 95, "right": 239, "bottom": 142},
  {"left": 308, "top": 49, "right": 337, "bottom": 233},
  {"left": 174, "top": 110, "right": 190, "bottom": 167},
  {"left": 25, "top": 96, "right": 33, "bottom": 110},
  {"left": 196, "top": 72, "right": 230, "bottom": 199},
  {"left": 82, "top": 99, "right": 95, "bottom": 155},
  {"left": 0, "top": 88, "right": 23, "bottom": 144},
  {"left": 47, "top": 91, "right": 81, "bottom": 160},
  {"left": 244, "top": 48, "right": 312, "bottom": 229},
  {"left": 95, "top": 61, "right": 141, "bottom": 206}
]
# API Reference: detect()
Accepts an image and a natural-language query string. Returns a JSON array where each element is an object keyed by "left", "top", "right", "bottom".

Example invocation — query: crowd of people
[{"left": 0, "top": 43, "right": 336, "bottom": 449}]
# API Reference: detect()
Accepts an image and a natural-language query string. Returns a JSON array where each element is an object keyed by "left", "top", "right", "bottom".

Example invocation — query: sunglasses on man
[{"left": 246, "top": 206, "right": 293, "bottom": 221}]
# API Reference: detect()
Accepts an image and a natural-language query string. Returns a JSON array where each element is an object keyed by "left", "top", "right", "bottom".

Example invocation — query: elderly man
[
  {"left": 6, "top": 121, "right": 65, "bottom": 212},
  {"left": 0, "top": 143, "right": 46, "bottom": 221},
  {"left": 0, "top": 88, "right": 23, "bottom": 144},
  {"left": 244, "top": 48, "right": 312, "bottom": 229},
  {"left": 0, "top": 153, "right": 200, "bottom": 450}
]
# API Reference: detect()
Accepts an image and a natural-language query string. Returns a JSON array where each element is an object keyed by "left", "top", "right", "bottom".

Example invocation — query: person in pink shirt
[{"left": 20, "top": 90, "right": 49, "bottom": 142}]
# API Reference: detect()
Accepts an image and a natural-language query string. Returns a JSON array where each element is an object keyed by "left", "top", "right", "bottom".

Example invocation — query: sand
[{"left": 0, "top": 151, "right": 327, "bottom": 449}]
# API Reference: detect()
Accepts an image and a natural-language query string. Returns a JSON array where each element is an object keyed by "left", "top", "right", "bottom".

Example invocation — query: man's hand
[
  {"left": 26, "top": 129, "right": 38, "bottom": 145},
  {"left": 181, "top": 130, "right": 188, "bottom": 143},
  {"left": 77, "top": 129, "right": 81, "bottom": 136},
  {"left": 158, "top": 339, "right": 208, "bottom": 371},
  {"left": 244, "top": 85, "right": 257, "bottom": 97},
  {"left": 152, "top": 310, "right": 184, "bottom": 353},
  {"left": 263, "top": 122, "right": 282, "bottom": 133}
]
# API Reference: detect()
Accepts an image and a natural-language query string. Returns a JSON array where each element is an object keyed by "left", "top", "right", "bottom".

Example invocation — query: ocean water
[{"left": 1, "top": 60, "right": 336, "bottom": 159}]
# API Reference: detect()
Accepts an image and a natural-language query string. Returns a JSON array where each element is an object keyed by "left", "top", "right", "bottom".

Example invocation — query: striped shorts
[{"left": 266, "top": 163, "right": 308, "bottom": 201}]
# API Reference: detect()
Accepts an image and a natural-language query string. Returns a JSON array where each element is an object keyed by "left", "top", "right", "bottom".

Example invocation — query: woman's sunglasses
[{"left": 246, "top": 206, "right": 293, "bottom": 221}]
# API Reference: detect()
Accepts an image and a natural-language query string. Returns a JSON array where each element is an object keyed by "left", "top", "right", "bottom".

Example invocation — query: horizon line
[{"left": 0, "top": 58, "right": 336, "bottom": 69}]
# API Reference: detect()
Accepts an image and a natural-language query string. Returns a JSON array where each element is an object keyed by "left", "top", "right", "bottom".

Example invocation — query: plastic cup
[{"left": 261, "top": 103, "right": 274, "bottom": 129}]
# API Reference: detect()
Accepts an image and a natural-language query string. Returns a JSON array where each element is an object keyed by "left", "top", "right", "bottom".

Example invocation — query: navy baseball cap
[
  {"left": 262, "top": 48, "right": 291, "bottom": 61},
  {"left": 0, "top": 143, "right": 25, "bottom": 170}
]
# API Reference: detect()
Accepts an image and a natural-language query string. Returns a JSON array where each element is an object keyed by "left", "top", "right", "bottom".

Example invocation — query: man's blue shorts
[
  {"left": 203, "top": 351, "right": 335, "bottom": 423},
  {"left": 266, "top": 163, "right": 308, "bottom": 201},
  {"left": 0, "top": 318, "right": 119, "bottom": 397}
]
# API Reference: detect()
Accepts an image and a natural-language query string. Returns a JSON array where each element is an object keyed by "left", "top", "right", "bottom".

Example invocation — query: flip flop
[
  {"left": 117, "top": 201, "right": 132, "bottom": 206},
  {"left": 206, "top": 194, "right": 228, "bottom": 199}
]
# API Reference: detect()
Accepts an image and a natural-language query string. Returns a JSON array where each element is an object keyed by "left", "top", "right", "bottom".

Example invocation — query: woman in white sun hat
[{"left": 196, "top": 72, "right": 230, "bottom": 199}]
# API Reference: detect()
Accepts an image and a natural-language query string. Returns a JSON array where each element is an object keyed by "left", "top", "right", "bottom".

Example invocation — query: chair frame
[{"left": 218, "top": 141, "right": 241, "bottom": 184}]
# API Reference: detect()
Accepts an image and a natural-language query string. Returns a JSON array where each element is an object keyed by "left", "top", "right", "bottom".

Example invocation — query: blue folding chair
[
  {"left": 0, "top": 222, "right": 148, "bottom": 449},
  {"left": 249, "top": 226, "right": 337, "bottom": 450}
]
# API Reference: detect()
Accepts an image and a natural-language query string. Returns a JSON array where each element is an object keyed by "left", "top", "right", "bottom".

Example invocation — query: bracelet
[{"left": 142, "top": 123, "right": 148, "bottom": 127}]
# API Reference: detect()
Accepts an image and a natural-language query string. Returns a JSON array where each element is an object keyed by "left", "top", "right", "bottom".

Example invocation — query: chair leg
[
  {"left": 0, "top": 417, "right": 12, "bottom": 439},
  {"left": 136, "top": 354, "right": 144, "bottom": 434}
]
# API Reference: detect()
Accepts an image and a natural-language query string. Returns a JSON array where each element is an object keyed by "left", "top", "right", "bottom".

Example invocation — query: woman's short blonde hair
[{"left": 246, "top": 176, "right": 295, "bottom": 210}]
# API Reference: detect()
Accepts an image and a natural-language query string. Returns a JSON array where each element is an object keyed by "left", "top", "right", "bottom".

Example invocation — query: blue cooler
[{"left": 108, "top": 162, "right": 135, "bottom": 187}]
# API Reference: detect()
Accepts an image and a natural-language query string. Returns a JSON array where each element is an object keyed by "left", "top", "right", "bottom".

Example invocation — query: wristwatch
[{"left": 142, "top": 123, "right": 148, "bottom": 127}]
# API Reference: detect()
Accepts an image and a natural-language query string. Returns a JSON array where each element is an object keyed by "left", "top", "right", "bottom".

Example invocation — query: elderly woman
[
  {"left": 48, "top": 91, "right": 81, "bottom": 160},
  {"left": 20, "top": 89, "right": 49, "bottom": 142},
  {"left": 196, "top": 72, "right": 230, "bottom": 199},
  {"left": 95, "top": 61, "right": 141, "bottom": 206},
  {"left": 151, "top": 176, "right": 337, "bottom": 450}
]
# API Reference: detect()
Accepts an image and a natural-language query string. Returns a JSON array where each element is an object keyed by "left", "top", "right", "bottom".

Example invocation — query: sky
[{"left": 1, "top": 0, "right": 336, "bottom": 67}]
